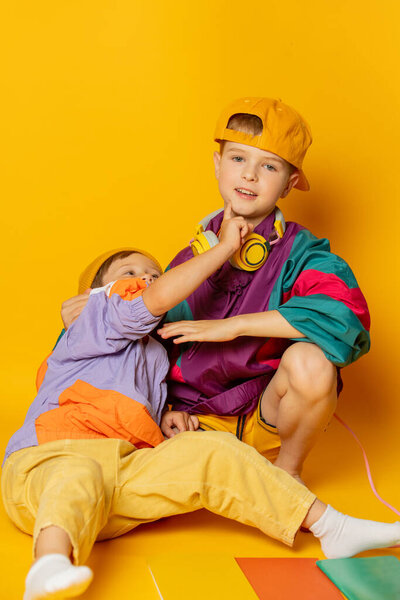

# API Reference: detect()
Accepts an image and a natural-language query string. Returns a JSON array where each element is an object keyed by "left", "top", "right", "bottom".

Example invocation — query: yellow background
[{"left": 1, "top": 1, "right": 399, "bottom": 597}]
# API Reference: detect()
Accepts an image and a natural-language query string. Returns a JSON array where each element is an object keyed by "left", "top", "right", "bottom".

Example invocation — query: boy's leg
[
  {"left": 35, "top": 526, "right": 72, "bottom": 559},
  {"left": 27, "top": 452, "right": 107, "bottom": 564},
  {"left": 103, "top": 430, "right": 316, "bottom": 547},
  {"left": 104, "top": 431, "right": 400, "bottom": 559},
  {"left": 260, "top": 341, "right": 337, "bottom": 481},
  {"left": 2, "top": 441, "right": 111, "bottom": 599}
]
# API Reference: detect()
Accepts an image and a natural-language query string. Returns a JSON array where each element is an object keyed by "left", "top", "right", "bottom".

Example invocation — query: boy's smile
[{"left": 213, "top": 142, "right": 299, "bottom": 227}]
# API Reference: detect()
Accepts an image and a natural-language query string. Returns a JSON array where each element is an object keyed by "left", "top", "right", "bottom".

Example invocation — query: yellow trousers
[{"left": 1, "top": 432, "right": 315, "bottom": 564}]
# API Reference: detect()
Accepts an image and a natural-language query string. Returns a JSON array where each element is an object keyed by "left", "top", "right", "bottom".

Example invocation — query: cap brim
[{"left": 294, "top": 169, "right": 310, "bottom": 191}]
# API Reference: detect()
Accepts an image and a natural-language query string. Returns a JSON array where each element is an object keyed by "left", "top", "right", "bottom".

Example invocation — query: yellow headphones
[{"left": 190, "top": 207, "right": 286, "bottom": 272}]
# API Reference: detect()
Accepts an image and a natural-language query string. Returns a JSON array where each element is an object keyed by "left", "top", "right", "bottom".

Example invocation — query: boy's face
[
  {"left": 213, "top": 142, "right": 299, "bottom": 227},
  {"left": 101, "top": 253, "right": 162, "bottom": 286}
]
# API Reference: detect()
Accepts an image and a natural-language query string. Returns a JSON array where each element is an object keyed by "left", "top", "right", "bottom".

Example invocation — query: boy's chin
[
  {"left": 229, "top": 203, "right": 255, "bottom": 218},
  {"left": 230, "top": 205, "right": 259, "bottom": 221},
  {"left": 232, "top": 203, "right": 275, "bottom": 223}
]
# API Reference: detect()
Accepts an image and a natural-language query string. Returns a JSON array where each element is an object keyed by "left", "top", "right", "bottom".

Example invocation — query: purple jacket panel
[{"left": 166, "top": 210, "right": 302, "bottom": 415}]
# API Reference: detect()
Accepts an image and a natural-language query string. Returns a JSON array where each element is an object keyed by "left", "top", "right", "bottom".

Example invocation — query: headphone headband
[{"left": 191, "top": 207, "right": 286, "bottom": 271}]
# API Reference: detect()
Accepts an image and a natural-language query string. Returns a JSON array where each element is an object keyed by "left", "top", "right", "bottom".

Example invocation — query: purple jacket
[{"left": 164, "top": 210, "right": 370, "bottom": 416}]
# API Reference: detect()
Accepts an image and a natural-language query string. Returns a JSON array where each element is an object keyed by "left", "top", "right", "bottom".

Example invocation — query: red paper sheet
[{"left": 236, "top": 557, "right": 344, "bottom": 600}]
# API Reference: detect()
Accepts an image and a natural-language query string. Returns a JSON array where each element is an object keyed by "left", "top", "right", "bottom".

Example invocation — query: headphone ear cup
[
  {"left": 191, "top": 230, "right": 219, "bottom": 255},
  {"left": 230, "top": 233, "right": 269, "bottom": 271}
]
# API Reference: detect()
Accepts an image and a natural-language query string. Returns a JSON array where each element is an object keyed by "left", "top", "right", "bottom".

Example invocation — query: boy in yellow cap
[
  {"left": 157, "top": 97, "right": 370, "bottom": 482},
  {"left": 60, "top": 98, "right": 370, "bottom": 483},
  {"left": 4, "top": 209, "right": 400, "bottom": 600}
]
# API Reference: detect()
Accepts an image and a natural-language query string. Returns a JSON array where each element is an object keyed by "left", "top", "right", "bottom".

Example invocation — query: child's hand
[
  {"left": 61, "top": 290, "right": 91, "bottom": 329},
  {"left": 218, "top": 201, "right": 254, "bottom": 253},
  {"left": 158, "top": 317, "right": 239, "bottom": 344},
  {"left": 161, "top": 411, "right": 199, "bottom": 438}
]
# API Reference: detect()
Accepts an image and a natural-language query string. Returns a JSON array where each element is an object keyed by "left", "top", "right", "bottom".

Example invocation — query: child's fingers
[
  {"left": 240, "top": 221, "right": 249, "bottom": 239},
  {"left": 73, "top": 298, "right": 91, "bottom": 310},
  {"left": 157, "top": 325, "right": 173, "bottom": 338},
  {"left": 158, "top": 323, "right": 175, "bottom": 334},
  {"left": 240, "top": 224, "right": 249, "bottom": 244},
  {"left": 159, "top": 321, "right": 214, "bottom": 344},
  {"left": 158, "top": 321, "right": 191, "bottom": 339},
  {"left": 172, "top": 412, "right": 190, "bottom": 432},
  {"left": 189, "top": 415, "right": 199, "bottom": 430},
  {"left": 62, "top": 291, "right": 91, "bottom": 309},
  {"left": 161, "top": 423, "right": 176, "bottom": 438},
  {"left": 61, "top": 293, "right": 91, "bottom": 329},
  {"left": 172, "top": 331, "right": 197, "bottom": 344},
  {"left": 173, "top": 335, "right": 192, "bottom": 344},
  {"left": 160, "top": 321, "right": 207, "bottom": 344},
  {"left": 240, "top": 220, "right": 254, "bottom": 243},
  {"left": 160, "top": 412, "right": 176, "bottom": 437},
  {"left": 223, "top": 201, "right": 233, "bottom": 220}
]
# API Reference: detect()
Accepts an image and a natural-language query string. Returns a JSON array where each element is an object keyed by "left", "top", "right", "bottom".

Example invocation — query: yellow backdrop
[{"left": 1, "top": 1, "right": 399, "bottom": 597}]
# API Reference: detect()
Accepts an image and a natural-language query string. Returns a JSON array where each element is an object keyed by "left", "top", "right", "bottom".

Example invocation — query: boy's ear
[
  {"left": 213, "top": 151, "right": 221, "bottom": 179},
  {"left": 281, "top": 170, "right": 300, "bottom": 198}
]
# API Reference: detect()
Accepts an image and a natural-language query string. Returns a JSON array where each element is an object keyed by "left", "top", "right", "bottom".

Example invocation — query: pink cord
[{"left": 334, "top": 413, "right": 400, "bottom": 548}]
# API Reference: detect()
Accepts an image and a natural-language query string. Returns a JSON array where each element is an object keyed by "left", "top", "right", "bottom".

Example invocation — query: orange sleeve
[{"left": 108, "top": 278, "right": 147, "bottom": 301}]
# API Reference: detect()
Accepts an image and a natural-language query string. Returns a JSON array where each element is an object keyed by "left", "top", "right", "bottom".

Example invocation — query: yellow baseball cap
[
  {"left": 214, "top": 97, "right": 312, "bottom": 191},
  {"left": 78, "top": 247, "right": 163, "bottom": 294}
]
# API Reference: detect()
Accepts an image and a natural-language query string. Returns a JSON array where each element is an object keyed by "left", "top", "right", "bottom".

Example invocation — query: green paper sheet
[{"left": 317, "top": 556, "right": 400, "bottom": 600}]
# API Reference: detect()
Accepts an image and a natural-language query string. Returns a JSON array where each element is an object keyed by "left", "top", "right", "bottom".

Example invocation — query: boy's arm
[
  {"left": 158, "top": 310, "right": 304, "bottom": 344},
  {"left": 54, "top": 205, "right": 251, "bottom": 360},
  {"left": 159, "top": 230, "right": 370, "bottom": 368},
  {"left": 55, "top": 279, "right": 159, "bottom": 361},
  {"left": 58, "top": 205, "right": 251, "bottom": 331},
  {"left": 141, "top": 204, "right": 252, "bottom": 316}
]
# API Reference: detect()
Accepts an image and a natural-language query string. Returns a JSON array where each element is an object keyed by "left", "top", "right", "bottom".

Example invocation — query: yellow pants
[
  {"left": 198, "top": 400, "right": 281, "bottom": 461},
  {"left": 1, "top": 432, "right": 315, "bottom": 565}
]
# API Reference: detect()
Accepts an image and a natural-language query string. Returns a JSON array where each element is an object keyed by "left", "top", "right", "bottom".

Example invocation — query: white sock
[
  {"left": 310, "top": 504, "right": 400, "bottom": 559},
  {"left": 23, "top": 554, "right": 93, "bottom": 600}
]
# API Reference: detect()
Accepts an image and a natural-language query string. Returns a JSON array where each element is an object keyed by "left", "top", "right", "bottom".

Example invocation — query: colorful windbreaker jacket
[
  {"left": 3, "top": 279, "right": 168, "bottom": 464},
  {"left": 164, "top": 210, "right": 370, "bottom": 417}
]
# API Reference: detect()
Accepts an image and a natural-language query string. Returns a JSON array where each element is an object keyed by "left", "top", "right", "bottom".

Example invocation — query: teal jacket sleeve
[{"left": 275, "top": 230, "right": 370, "bottom": 367}]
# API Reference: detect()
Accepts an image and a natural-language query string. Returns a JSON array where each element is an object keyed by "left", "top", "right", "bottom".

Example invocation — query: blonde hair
[
  {"left": 219, "top": 113, "right": 263, "bottom": 154},
  {"left": 227, "top": 113, "right": 263, "bottom": 136}
]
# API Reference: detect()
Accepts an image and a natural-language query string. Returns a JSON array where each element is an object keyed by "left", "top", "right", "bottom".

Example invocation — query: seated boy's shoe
[{"left": 24, "top": 554, "right": 93, "bottom": 600}]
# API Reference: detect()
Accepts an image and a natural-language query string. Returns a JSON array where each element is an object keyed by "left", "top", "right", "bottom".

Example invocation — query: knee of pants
[{"left": 29, "top": 454, "right": 106, "bottom": 513}]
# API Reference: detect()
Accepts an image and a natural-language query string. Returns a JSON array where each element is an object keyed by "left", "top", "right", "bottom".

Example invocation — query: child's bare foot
[{"left": 24, "top": 554, "right": 93, "bottom": 600}]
